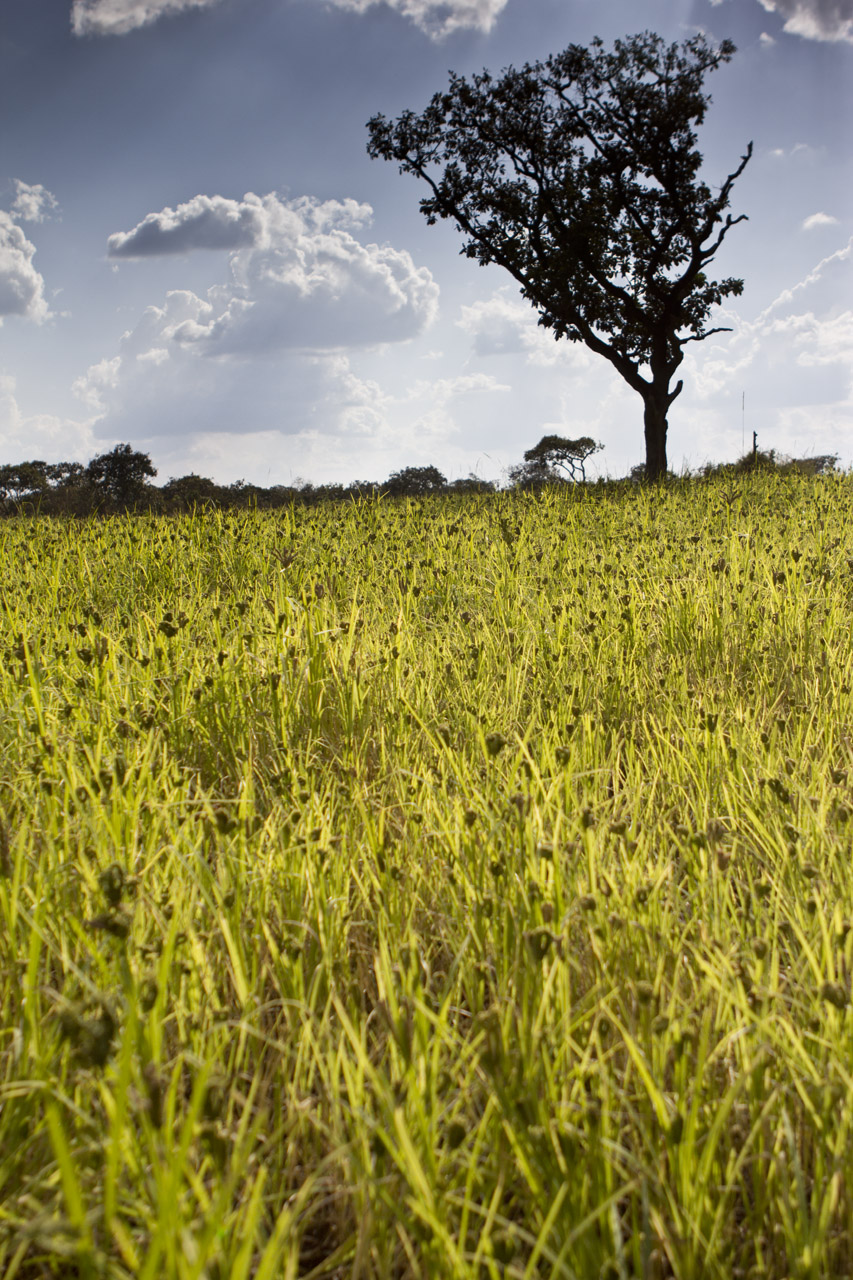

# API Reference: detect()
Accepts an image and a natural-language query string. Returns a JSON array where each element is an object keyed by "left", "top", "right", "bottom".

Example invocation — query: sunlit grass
[{"left": 2, "top": 472, "right": 853, "bottom": 1278}]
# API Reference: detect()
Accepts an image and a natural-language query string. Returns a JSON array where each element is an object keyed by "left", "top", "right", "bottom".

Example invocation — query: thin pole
[{"left": 742, "top": 392, "right": 745, "bottom": 456}]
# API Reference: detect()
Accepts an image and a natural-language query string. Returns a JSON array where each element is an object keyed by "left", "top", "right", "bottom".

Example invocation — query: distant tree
[
  {"left": 384, "top": 465, "right": 447, "bottom": 497},
  {"left": 446, "top": 473, "right": 496, "bottom": 494},
  {"left": 505, "top": 459, "right": 554, "bottom": 491},
  {"left": 87, "top": 443, "right": 157, "bottom": 509},
  {"left": 45, "top": 461, "right": 86, "bottom": 489},
  {"left": 524, "top": 435, "right": 602, "bottom": 483},
  {"left": 699, "top": 450, "right": 840, "bottom": 478},
  {"left": 0, "top": 461, "right": 50, "bottom": 502},
  {"left": 368, "top": 31, "right": 751, "bottom": 481},
  {"left": 161, "top": 473, "right": 224, "bottom": 510},
  {"left": 787, "top": 454, "right": 838, "bottom": 477}
]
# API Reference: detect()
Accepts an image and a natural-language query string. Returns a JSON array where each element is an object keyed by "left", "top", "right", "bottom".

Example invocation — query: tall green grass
[{"left": 2, "top": 472, "right": 853, "bottom": 1278}]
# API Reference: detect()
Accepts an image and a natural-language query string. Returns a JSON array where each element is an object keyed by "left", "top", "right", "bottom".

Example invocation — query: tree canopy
[
  {"left": 367, "top": 31, "right": 752, "bottom": 480},
  {"left": 524, "top": 435, "right": 602, "bottom": 483},
  {"left": 87, "top": 443, "right": 157, "bottom": 508}
]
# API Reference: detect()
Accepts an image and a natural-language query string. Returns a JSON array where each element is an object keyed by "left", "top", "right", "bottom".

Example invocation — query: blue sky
[{"left": 1, "top": 0, "right": 851, "bottom": 486}]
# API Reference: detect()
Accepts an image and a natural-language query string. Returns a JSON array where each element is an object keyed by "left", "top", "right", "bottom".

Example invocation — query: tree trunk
[{"left": 642, "top": 391, "right": 669, "bottom": 481}]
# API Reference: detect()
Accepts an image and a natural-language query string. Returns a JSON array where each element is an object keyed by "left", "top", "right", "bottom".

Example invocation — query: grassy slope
[{"left": 2, "top": 474, "right": 853, "bottom": 1279}]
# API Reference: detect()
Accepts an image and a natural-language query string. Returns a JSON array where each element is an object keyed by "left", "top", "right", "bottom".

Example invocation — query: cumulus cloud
[
  {"left": 107, "top": 192, "right": 372, "bottom": 258},
  {"left": 11, "top": 181, "right": 60, "bottom": 224},
  {"left": 76, "top": 191, "right": 438, "bottom": 445},
  {"left": 71, "top": 0, "right": 220, "bottom": 36},
  {"left": 0, "top": 211, "right": 51, "bottom": 324},
  {"left": 756, "top": 0, "right": 853, "bottom": 43},
  {"left": 802, "top": 211, "right": 840, "bottom": 230},
  {"left": 324, "top": 0, "right": 508, "bottom": 38},
  {"left": 107, "top": 195, "right": 264, "bottom": 257},
  {"left": 107, "top": 192, "right": 438, "bottom": 353}
]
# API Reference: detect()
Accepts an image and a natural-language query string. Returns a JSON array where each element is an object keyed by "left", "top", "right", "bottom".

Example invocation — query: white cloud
[
  {"left": 680, "top": 234, "right": 853, "bottom": 469},
  {"left": 11, "top": 181, "right": 60, "bottom": 224},
  {"left": 107, "top": 194, "right": 267, "bottom": 257},
  {"left": 763, "top": 236, "right": 851, "bottom": 311},
  {"left": 324, "top": 0, "right": 508, "bottom": 38},
  {"left": 802, "top": 211, "right": 840, "bottom": 230},
  {"left": 72, "top": 356, "right": 122, "bottom": 411},
  {"left": 756, "top": 0, "right": 853, "bottom": 43},
  {"left": 73, "top": 334, "right": 391, "bottom": 445},
  {"left": 759, "top": 30, "right": 777, "bottom": 43},
  {"left": 108, "top": 192, "right": 373, "bottom": 259},
  {"left": 766, "top": 309, "right": 853, "bottom": 366},
  {"left": 71, "top": 0, "right": 508, "bottom": 36},
  {"left": 768, "top": 142, "right": 821, "bottom": 161},
  {"left": 74, "top": 193, "right": 438, "bottom": 447},
  {"left": 107, "top": 192, "right": 438, "bottom": 353},
  {"left": 0, "top": 374, "right": 94, "bottom": 460},
  {"left": 0, "top": 211, "right": 51, "bottom": 324},
  {"left": 71, "top": 0, "right": 220, "bottom": 36},
  {"left": 457, "top": 288, "right": 594, "bottom": 369}
]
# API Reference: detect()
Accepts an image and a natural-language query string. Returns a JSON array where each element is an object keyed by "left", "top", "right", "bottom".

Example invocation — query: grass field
[{"left": 2, "top": 472, "right": 853, "bottom": 1279}]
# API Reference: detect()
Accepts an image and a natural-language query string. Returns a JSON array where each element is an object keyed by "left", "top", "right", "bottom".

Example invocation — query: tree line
[
  {"left": 0, "top": 443, "right": 493, "bottom": 516},
  {"left": 0, "top": 437, "right": 839, "bottom": 517},
  {"left": 0, "top": 436, "right": 598, "bottom": 515}
]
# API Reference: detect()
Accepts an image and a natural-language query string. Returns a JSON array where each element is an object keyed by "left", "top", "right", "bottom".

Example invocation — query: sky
[{"left": 1, "top": 0, "right": 851, "bottom": 487}]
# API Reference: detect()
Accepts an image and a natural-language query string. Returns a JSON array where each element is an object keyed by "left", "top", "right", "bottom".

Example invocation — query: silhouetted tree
[
  {"left": 524, "top": 435, "right": 602, "bottom": 483},
  {"left": 368, "top": 31, "right": 751, "bottom": 481},
  {"left": 446, "top": 474, "right": 496, "bottom": 494},
  {"left": 505, "top": 459, "right": 554, "bottom": 491},
  {"left": 384, "top": 465, "right": 447, "bottom": 497},
  {"left": 160, "top": 474, "right": 224, "bottom": 511},
  {"left": 0, "top": 461, "right": 50, "bottom": 502},
  {"left": 698, "top": 450, "right": 839, "bottom": 478},
  {"left": 45, "top": 461, "right": 86, "bottom": 489},
  {"left": 86, "top": 443, "right": 157, "bottom": 509}
]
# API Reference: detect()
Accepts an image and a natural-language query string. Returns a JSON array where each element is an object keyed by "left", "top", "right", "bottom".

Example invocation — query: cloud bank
[
  {"left": 72, "top": 0, "right": 508, "bottom": 37},
  {"left": 757, "top": 0, "right": 853, "bottom": 42}
]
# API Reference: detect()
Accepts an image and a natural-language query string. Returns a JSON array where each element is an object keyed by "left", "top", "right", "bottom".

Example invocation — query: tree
[
  {"left": 0, "top": 461, "right": 49, "bottom": 502},
  {"left": 524, "top": 434, "right": 601, "bottom": 482},
  {"left": 161, "top": 473, "right": 224, "bottom": 511},
  {"left": 367, "top": 31, "right": 751, "bottom": 481},
  {"left": 505, "top": 458, "right": 554, "bottom": 491},
  {"left": 384, "top": 465, "right": 447, "bottom": 497},
  {"left": 46, "top": 461, "right": 86, "bottom": 489},
  {"left": 86, "top": 443, "right": 157, "bottom": 509}
]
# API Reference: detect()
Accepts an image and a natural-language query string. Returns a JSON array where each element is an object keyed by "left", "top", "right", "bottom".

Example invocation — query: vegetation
[
  {"left": 384, "top": 466, "right": 448, "bottom": 498},
  {"left": 0, "top": 449, "right": 497, "bottom": 516},
  {"left": 2, "top": 471, "right": 853, "bottom": 1277},
  {"left": 508, "top": 436, "right": 603, "bottom": 490},
  {"left": 367, "top": 31, "right": 752, "bottom": 481},
  {"left": 1, "top": 441, "right": 839, "bottom": 517}
]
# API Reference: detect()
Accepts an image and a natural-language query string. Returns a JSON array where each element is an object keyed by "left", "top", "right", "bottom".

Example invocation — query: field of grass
[{"left": 2, "top": 473, "right": 853, "bottom": 1279}]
